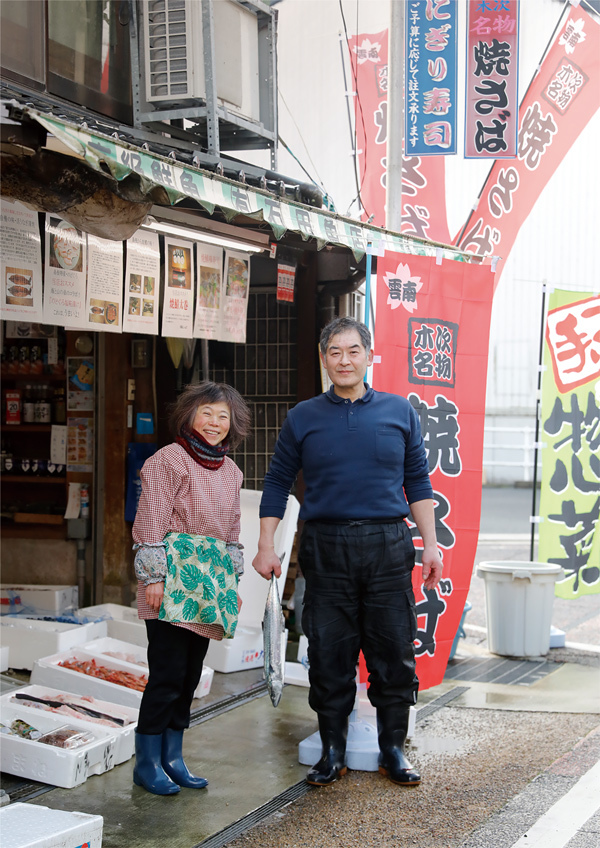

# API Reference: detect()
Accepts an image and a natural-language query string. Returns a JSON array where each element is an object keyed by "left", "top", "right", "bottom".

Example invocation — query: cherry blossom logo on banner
[
  {"left": 558, "top": 17, "right": 587, "bottom": 55},
  {"left": 353, "top": 38, "right": 382, "bottom": 64},
  {"left": 383, "top": 262, "right": 423, "bottom": 313}
]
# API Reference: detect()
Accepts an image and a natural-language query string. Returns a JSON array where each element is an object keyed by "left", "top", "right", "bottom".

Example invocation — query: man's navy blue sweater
[{"left": 260, "top": 385, "right": 433, "bottom": 522}]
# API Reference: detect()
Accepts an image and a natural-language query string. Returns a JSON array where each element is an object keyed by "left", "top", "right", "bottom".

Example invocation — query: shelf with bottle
[
  {"left": 3, "top": 383, "right": 67, "bottom": 427},
  {"left": 1, "top": 334, "right": 66, "bottom": 381}
]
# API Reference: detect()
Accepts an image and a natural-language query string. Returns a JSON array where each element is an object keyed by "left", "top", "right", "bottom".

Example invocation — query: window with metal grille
[{"left": 211, "top": 291, "right": 297, "bottom": 490}]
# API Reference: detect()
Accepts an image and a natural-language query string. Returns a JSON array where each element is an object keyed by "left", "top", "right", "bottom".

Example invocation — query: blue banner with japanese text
[{"left": 405, "top": 0, "right": 458, "bottom": 156}]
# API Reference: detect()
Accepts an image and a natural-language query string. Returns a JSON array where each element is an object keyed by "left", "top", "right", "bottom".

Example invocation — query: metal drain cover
[{"left": 445, "top": 656, "right": 562, "bottom": 686}]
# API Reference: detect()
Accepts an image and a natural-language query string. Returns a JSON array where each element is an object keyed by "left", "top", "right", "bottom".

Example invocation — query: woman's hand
[
  {"left": 145, "top": 581, "right": 164, "bottom": 613},
  {"left": 237, "top": 593, "right": 243, "bottom": 612}
]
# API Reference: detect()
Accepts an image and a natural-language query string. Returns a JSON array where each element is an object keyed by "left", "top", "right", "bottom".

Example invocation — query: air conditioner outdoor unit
[{"left": 142, "top": 0, "right": 260, "bottom": 122}]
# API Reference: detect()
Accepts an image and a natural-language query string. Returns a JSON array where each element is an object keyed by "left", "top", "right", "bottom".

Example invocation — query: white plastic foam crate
[
  {"left": 0, "top": 645, "right": 8, "bottom": 673},
  {"left": 206, "top": 489, "right": 299, "bottom": 673},
  {"left": 76, "top": 603, "right": 147, "bottom": 648},
  {"left": 2, "top": 684, "right": 137, "bottom": 764},
  {"left": 0, "top": 700, "right": 116, "bottom": 789},
  {"left": 81, "top": 636, "right": 214, "bottom": 700},
  {"left": 31, "top": 649, "right": 146, "bottom": 709},
  {"left": 0, "top": 803, "right": 103, "bottom": 848},
  {"left": 0, "top": 617, "right": 108, "bottom": 671},
  {"left": 0, "top": 585, "right": 78, "bottom": 617}
]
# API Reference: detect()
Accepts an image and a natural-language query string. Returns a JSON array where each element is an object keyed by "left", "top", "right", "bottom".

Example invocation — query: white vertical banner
[
  {"left": 220, "top": 250, "right": 250, "bottom": 344},
  {"left": 122, "top": 231, "right": 160, "bottom": 335},
  {"left": 193, "top": 244, "right": 224, "bottom": 339},
  {"left": 162, "top": 237, "right": 195, "bottom": 338},
  {"left": 85, "top": 234, "right": 123, "bottom": 332},
  {"left": 43, "top": 215, "right": 87, "bottom": 327},
  {"left": 0, "top": 200, "right": 44, "bottom": 322}
]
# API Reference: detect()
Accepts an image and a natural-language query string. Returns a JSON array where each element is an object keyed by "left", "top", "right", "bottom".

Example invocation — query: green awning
[{"left": 29, "top": 108, "right": 472, "bottom": 264}]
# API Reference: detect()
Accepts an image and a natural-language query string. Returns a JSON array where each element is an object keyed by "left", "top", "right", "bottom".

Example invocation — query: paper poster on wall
[
  {"left": 43, "top": 215, "right": 87, "bottom": 327},
  {"left": 162, "top": 237, "right": 195, "bottom": 338},
  {"left": 67, "top": 356, "right": 94, "bottom": 411},
  {"left": 122, "top": 230, "right": 160, "bottom": 335},
  {"left": 193, "top": 244, "right": 224, "bottom": 339},
  {"left": 220, "top": 250, "right": 250, "bottom": 344},
  {"left": 0, "top": 200, "right": 44, "bottom": 322},
  {"left": 85, "top": 234, "right": 123, "bottom": 332},
  {"left": 67, "top": 417, "right": 94, "bottom": 472}
]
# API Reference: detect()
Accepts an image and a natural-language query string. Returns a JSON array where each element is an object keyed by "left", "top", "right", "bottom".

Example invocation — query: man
[{"left": 252, "top": 316, "right": 442, "bottom": 787}]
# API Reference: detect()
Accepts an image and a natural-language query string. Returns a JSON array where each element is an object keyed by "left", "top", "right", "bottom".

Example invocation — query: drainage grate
[
  {"left": 189, "top": 681, "right": 269, "bottom": 727},
  {"left": 194, "top": 780, "right": 310, "bottom": 848},
  {"left": 416, "top": 685, "right": 470, "bottom": 722},
  {"left": 445, "top": 656, "right": 562, "bottom": 686}
]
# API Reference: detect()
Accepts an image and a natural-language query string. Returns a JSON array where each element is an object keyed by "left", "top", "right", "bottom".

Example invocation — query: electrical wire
[
  {"left": 278, "top": 89, "right": 328, "bottom": 189},
  {"left": 338, "top": 0, "right": 371, "bottom": 220}
]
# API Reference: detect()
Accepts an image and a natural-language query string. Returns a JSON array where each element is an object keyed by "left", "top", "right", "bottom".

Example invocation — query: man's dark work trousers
[
  {"left": 137, "top": 619, "right": 209, "bottom": 734},
  {"left": 300, "top": 519, "right": 418, "bottom": 719}
]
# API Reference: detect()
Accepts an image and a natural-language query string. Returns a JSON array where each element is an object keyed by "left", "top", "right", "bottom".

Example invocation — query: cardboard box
[
  {"left": 0, "top": 803, "right": 103, "bottom": 848},
  {"left": 0, "top": 700, "right": 116, "bottom": 789},
  {"left": 0, "top": 617, "right": 107, "bottom": 671},
  {"left": 2, "top": 684, "right": 137, "bottom": 765},
  {"left": 0, "top": 585, "right": 78, "bottom": 617}
]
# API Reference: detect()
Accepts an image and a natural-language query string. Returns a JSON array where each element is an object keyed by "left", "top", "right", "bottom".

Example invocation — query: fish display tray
[
  {"left": 81, "top": 636, "right": 214, "bottom": 700},
  {"left": 31, "top": 649, "right": 147, "bottom": 709},
  {"left": 0, "top": 616, "right": 108, "bottom": 671},
  {"left": 2, "top": 684, "right": 138, "bottom": 764},
  {"left": 0, "top": 699, "right": 116, "bottom": 789},
  {"left": 76, "top": 603, "right": 147, "bottom": 648},
  {"left": 0, "top": 803, "right": 103, "bottom": 848},
  {"left": 0, "top": 585, "right": 78, "bottom": 618}
]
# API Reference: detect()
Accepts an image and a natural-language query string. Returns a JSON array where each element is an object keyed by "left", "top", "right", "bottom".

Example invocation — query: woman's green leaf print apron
[{"left": 159, "top": 532, "right": 239, "bottom": 638}]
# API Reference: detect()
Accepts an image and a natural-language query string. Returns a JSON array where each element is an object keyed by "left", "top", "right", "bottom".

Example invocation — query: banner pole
[
  {"left": 364, "top": 243, "right": 372, "bottom": 330},
  {"left": 530, "top": 283, "right": 547, "bottom": 561}
]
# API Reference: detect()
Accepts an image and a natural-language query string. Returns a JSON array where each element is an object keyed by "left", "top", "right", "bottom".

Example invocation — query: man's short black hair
[{"left": 319, "top": 316, "right": 372, "bottom": 355}]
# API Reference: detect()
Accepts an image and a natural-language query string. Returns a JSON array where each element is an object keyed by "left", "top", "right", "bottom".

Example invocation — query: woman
[{"left": 132, "top": 381, "right": 250, "bottom": 795}]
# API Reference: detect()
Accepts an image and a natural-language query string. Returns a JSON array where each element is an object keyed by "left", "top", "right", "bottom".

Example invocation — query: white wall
[{"left": 248, "top": 0, "right": 600, "bottom": 481}]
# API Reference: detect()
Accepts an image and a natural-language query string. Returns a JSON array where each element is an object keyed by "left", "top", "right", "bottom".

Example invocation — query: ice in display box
[
  {"left": 0, "top": 803, "right": 103, "bottom": 848},
  {"left": 206, "top": 489, "right": 299, "bottom": 673},
  {"left": 1, "top": 684, "right": 138, "bottom": 764}
]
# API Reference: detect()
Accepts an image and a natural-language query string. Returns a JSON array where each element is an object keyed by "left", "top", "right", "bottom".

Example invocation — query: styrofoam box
[
  {"left": 81, "top": 636, "right": 214, "bottom": 700},
  {"left": 0, "top": 617, "right": 108, "bottom": 671},
  {"left": 206, "top": 489, "right": 299, "bottom": 673},
  {"left": 2, "top": 684, "right": 138, "bottom": 764},
  {"left": 31, "top": 649, "right": 146, "bottom": 709},
  {"left": 0, "top": 700, "right": 116, "bottom": 788},
  {"left": 0, "top": 645, "right": 8, "bottom": 673},
  {"left": 77, "top": 603, "right": 147, "bottom": 648},
  {"left": 0, "top": 803, "right": 103, "bottom": 848},
  {"left": 0, "top": 585, "right": 78, "bottom": 617}
]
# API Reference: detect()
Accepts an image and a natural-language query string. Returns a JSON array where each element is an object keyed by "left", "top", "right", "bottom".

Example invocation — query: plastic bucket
[{"left": 476, "top": 562, "right": 564, "bottom": 658}]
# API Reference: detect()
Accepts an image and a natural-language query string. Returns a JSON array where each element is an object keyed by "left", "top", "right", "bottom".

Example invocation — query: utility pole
[{"left": 386, "top": 0, "right": 404, "bottom": 233}]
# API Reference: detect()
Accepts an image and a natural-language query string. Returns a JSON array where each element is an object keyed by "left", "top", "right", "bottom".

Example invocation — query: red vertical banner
[
  {"left": 465, "top": 0, "right": 520, "bottom": 158},
  {"left": 347, "top": 30, "right": 452, "bottom": 244},
  {"left": 456, "top": 6, "right": 599, "bottom": 283},
  {"left": 372, "top": 254, "right": 494, "bottom": 689}
]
